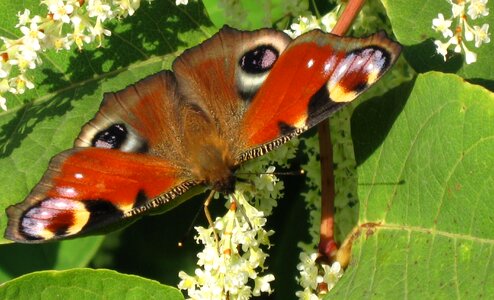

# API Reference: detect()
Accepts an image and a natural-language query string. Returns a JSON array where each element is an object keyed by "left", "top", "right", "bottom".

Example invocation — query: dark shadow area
[
  {"left": 268, "top": 159, "right": 310, "bottom": 300},
  {"left": 352, "top": 78, "right": 416, "bottom": 166},
  {"left": 0, "top": 81, "right": 99, "bottom": 157},
  {"left": 468, "top": 78, "right": 494, "bottom": 92},
  {"left": 0, "top": 0, "right": 213, "bottom": 157},
  {"left": 403, "top": 39, "right": 463, "bottom": 74},
  {"left": 99, "top": 192, "right": 205, "bottom": 286},
  {"left": 0, "top": 242, "right": 59, "bottom": 279}
]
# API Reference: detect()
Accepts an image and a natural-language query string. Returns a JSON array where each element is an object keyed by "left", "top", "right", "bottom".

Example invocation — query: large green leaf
[
  {"left": 328, "top": 72, "right": 494, "bottom": 298},
  {"left": 0, "top": 269, "right": 183, "bottom": 299},
  {"left": 383, "top": 0, "right": 494, "bottom": 86}
]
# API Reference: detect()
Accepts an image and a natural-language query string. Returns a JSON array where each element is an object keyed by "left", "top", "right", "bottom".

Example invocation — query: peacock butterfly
[{"left": 4, "top": 26, "right": 401, "bottom": 243}]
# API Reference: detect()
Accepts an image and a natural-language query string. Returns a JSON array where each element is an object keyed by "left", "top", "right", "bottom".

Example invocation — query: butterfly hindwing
[{"left": 5, "top": 147, "right": 196, "bottom": 242}]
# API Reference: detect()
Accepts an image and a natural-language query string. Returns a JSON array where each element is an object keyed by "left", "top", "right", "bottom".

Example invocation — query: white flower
[
  {"left": 0, "top": 96, "right": 6, "bottom": 111},
  {"left": 0, "top": 78, "right": 9, "bottom": 110},
  {"left": 51, "top": 36, "right": 73, "bottom": 51},
  {"left": 473, "top": 24, "right": 491, "bottom": 47},
  {"left": 296, "top": 252, "right": 319, "bottom": 290},
  {"left": 8, "top": 40, "right": 41, "bottom": 72},
  {"left": 176, "top": 0, "right": 188, "bottom": 5},
  {"left": 253, "top": 274, "right": 275, "bottom": 296},
  {"left": 49, "top": 0, "right": 74, "bottom": 23},
  {"left": 255, "top": 166, "right": 277, "bottom": 192},
  {"left": 0, "top": 79, "right": 9, "bottom": 93},
  {"left": 89, "top": 19, "right": 112, "bottom": 46},
  {"left": 434, "top": 39, "right": 451, "bottom": 60},
  {"left": 114, "top": 0, "right": 141, "bottom": 17},
  {"left": 9, "top": 74, "right": 34, "bottom": 94},
  {"left": 467, "top": 0, "right": 490, "bottom": 19},
  {"left": 320, "top": 262, "right": 344, "bottom": 291},
  {"left": 178, "top": 271, "right": 198, "bottom": 290},
  {"left": 463, "top": 21, "right": 476, "bottom": 41},
  {"left": 295, "top": 287, "right": 319, "bottom": 300},
  {"left": 432, "top": 13, "right": 453, "bottom": 38},
  {"left": 87, "top": 0, "right": 114, "bottom": 22},
  {"left": 16, "top": 9, "right": 32, "bottom": 28},
  {"left": 67, "top": 15, "right": 93, "bottom": 49},
  {"left": 320, "top": 11, "right": 338, "bottom": 32},
  {"left": 296, "top": 252, "right": 345, "bottom": 297},
  {"left": 0, "top": 60, "right": 11, "bottom": 78},
  {"left": 20, "top": 21, "right": 45, "bottom": 51},
  {"left": 284, "top": 15, "right": 321, "bottom": 38},
  {"left": 462, "top": 42, "right": 478, "bottom": 64},
  {"left": 451, "top": 2, "right": 465, "bottom": 18}
]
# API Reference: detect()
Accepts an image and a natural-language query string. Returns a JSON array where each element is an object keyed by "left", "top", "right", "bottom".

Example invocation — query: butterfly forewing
[{"left": 237, "top": 30, "right": 401, "bottom": 160}]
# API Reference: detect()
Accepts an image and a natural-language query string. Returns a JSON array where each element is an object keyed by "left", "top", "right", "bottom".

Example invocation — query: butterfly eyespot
[
  {"left": 236, "top": 45, "right": 280, "bottom": 101},
  {"left": 91, "top": 124, "right": 128, "bottom": 149},
  {"left": 90, "top": 123, "right": 148, "bottom": 152},
  {"left": 239, "top": 45, "right": 279, "bottom": 74}
]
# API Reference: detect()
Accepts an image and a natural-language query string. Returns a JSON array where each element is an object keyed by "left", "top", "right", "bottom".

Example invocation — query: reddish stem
[{"left": 317, "top": 0, "right": 366, "bottom": 262}]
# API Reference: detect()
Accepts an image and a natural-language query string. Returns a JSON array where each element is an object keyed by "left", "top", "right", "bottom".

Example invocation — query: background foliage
[{"left": 0, "top": 0, "right": 492, "bottom": 299}]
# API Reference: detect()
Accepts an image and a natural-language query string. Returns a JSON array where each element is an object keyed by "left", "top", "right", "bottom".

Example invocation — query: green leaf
[
  {"left": 383, "top": 0, "right": 494, "bottom": 85},
  {"left": 0, "top": 0, "right": 215, "bottom": 244},
  {"left": 0, "top": 236, "right": 104, "bottom": 283},
  {"left": 202, "top": 0, "right": 299, "bottom": 30},
  {"left": 0, "top": 269, "right": 183, "bottom": 299},
  {"left": 329, "top": 72, "right": 494, "bottom": 298}
]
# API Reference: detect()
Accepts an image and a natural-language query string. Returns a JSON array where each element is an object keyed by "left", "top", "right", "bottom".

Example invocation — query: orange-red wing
[
  {"left": 238, "top": 31, "right": 401, "bottom": 156},
  {"left": 5, "top": 148, "right": 195, "bottom": 243}
]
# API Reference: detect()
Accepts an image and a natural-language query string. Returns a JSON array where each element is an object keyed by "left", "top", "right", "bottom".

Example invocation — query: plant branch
[{"left": 317, "top": 0, "right": 366, "bottom": 263}]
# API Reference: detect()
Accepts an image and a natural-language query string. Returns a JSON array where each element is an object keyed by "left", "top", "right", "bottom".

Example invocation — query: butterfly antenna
[
  {"left": 178, "top": 190, "right": 219, "bottom": 247},
  {"left": 177, "top": 201, "right": 205, "bottom": 248},
  {"left": 236, "top": 168, "right": 305, "bottom": 177}
]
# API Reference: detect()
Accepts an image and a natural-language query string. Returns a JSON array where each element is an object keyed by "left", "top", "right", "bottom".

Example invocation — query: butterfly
[{"left": 4, "top": 26, "right": 401, "bottom": 243}]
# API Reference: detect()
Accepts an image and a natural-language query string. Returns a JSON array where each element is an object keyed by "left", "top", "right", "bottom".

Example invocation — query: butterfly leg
[{"left": 203, "top": 190, "right": 219, "bottom": 247}]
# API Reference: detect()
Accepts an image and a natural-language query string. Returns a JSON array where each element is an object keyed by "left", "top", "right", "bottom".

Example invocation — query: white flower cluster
[
  {"left": 283, "top": 10, "right": 339, "bottom": 38},
  {"left": 432, "top": 0, "right": 491, "bottom": 64},
  {"left": 0, "top": 0, "right": 145, "bottom": 111},
  {"left": 178, "top": 191, "right": 276, "bottom": 299},
  {"left": 178, "top": 139, "right": 298, "bottom": 299},
  {"left": 295, "top": 252, "right": 344, "bottom": 299}
]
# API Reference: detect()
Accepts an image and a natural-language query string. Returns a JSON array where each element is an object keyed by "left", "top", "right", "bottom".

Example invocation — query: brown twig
[{"left": 317, "top": 0, "right": 366, "bottom": 263}]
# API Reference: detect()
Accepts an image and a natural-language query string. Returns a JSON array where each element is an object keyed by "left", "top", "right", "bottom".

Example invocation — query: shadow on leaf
[
  {"left": 403, "top": 39, "right": 463, "bottom": 74},
  {"left": 0, "top": 242, "right": 59, "bottom": 281},
  {"left": 352, "top": 77, "right": 416, "bottom": 166}
]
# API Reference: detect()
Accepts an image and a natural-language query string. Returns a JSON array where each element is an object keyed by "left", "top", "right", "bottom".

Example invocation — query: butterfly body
[{"left": 5, "top": 26, "right": 401, "bottom": 243}]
